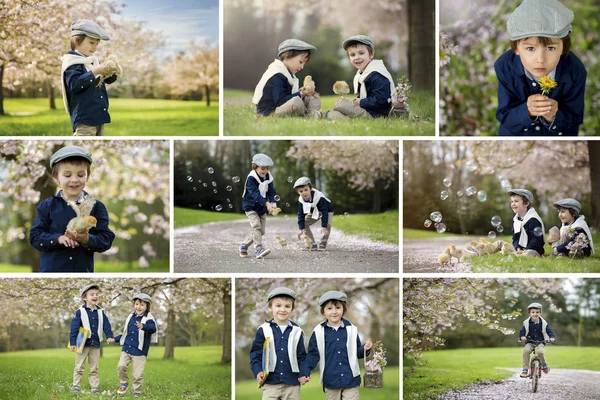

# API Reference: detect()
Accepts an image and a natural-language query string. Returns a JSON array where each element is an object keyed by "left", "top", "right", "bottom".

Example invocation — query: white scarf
[
  {"left": 242, "top": 170, "right": 273, "bottom": 199},
  {"left": 120, "top": 312, "right": 158, "bottom": 351},
  {"left": 513, "top": 208, "right": 545, "bottom": 248},
  {"left": 260, "top": 322, "right": 303, "bottom": 373},
  {"left": 523, "top": 317, "right": 550, "bottom": 341},
  {"left": 79, "top": 305, "right": 104, "bottom": 342},
  {"left": 560, "top": 216, "right": 595, "bottom": 255},
  {"left": 252, "top": 59, "right": 299, "bottom": 104},
  {"left": 60, "top": 53, "right": 100, "bottom": 114},
  {"left": 313, "top": 322, "right": 360, "bottom": 384},
  {"left": 353, "top": 59, "right": 396, "bottom": 101},
  {"left": 298, "top": 189, "right": 330, "bottom": 220}
]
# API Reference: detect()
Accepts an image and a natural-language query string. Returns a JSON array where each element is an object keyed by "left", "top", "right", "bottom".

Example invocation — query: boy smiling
[{"left": 509, "top": 189, "right": 545, "bottom": 257}]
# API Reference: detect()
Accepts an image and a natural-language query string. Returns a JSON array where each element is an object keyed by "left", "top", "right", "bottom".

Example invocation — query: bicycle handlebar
[{"left": 517, "top": 339, "right": 557, "bottom": 344}]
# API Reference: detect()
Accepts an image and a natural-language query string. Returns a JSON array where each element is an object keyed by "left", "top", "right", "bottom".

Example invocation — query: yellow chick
[
  {"left": 333, "top": 81, "right": 350, "bottom": 97},
  {"left": 448, "top": 244, "right": 464, "bottom": 262},
  {"left": 275, "top": 235, "right": 287, "bottom": 248},
  {"left": 547, "top": 226, "right": 560, "bottom": 245},
  {"left": 96, "top": 50, "right": 123, "bottom": 88},
  {"left": 501, "top": 242, "right": 514, "bottom": 255},
  {"left": 438, "top": 252, "right": 451, "bottom": 265},
  {"left": 66, "top": 197, "right": 97, "bottom": 234},
  {"left": 303, "top": 235, "right": 313, "bottom": 249},
  {"left": 271, "top": 207, "right": 282, "bottom": 216},
  {"left": 303, "top": 75, "right": 316, "bottom": 95}
]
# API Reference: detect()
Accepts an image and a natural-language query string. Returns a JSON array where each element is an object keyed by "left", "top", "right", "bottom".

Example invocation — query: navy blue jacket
[
  {"left": 519, "top": 318, "right": 556, "bottom": 342},
  {"left": 30, "top": 192, "right": 115, "bottom": 272},
  {"left": 241, "top": 173, "right": 276, "bottom": 216},
  {"left": 358, "top": 71, "right": 392, "bottom": 118},
  {"left": 495, "top": 50, "right": 586, "bottom": 136},
  {"left": 114, "top": 312, "right": 157, "bottom": 357},
  {"left": 512, "top": 216, "right": 545, "bottom": 256},
  {"left": 70, "top": 305, "right": 114, "bottom": 348},
  {"left": 249, "top": 319, "right": 307, "bottom": 386},
  {"left": 302, "top": 319, "right": 368, "bottom": 390},
  {"left": 297, "top": 190, "right": 334, "bottom": 229},
  {"left": 63, "top": 51, "right": 117, "bottom": 131},
  {"left": 556, "top": 221, "right": 592, "bottom": 257},
  {"left": 256, "top": 73, "right": 301, "bottom": 116}
]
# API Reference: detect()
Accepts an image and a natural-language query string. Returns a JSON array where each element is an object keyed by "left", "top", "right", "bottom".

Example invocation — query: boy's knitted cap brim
[
  {"left": 342, "top": 35, "right": 374, "bottom": 51},
  {"left": 319, "top": 290, "right": 347, "bottom": 306},
  {"left": 507, "top": 0, "right": 573, "bottom": 41},
  {"left": 267, "top": 287, "right": 297, "bottom": 302},
  {"left": 50, "top": 146, "right": 93, "bottom": 168},
  {"left": 553, "top": 198, "right": 581, "bottom": 213},
  {"left": 71, "top": 19, "right": 110, "bottom": 40},
  {"left": 508, "top": 189, "right": 533, "bottom": 203},
  {"left": 133, "top": 293, "right": 152, "bottom": 304},
  {"left": 277, "top": 39, "right": 317, "bottom": 58},
  {"left": 79, "top": 284, "right": 100, "bottom": 298},
  {"left": 252, "top": 153, "right": 274, "bottom": 167}
]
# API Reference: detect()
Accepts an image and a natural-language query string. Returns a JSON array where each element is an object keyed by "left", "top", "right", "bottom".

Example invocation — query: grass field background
[
  {"left": 0, "top": 346, "right": 230, "bottom": 399},
  {"left": 223, "top": 89, "right": 434, "bottom": 136},
  {"left": 0, "top": 98, "right": 218, "bottom": 136},
  {"left": 403, "top": 346, "right": 600, "bottom": 400},
  {"left": 0, "top": 259, "right": 169, "bottom": 273}
]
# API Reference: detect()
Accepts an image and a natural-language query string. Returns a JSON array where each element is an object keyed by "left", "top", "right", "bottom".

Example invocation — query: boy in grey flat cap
[
  {"left": 547, "top": 198, "right": 594, "bottom": 257},
  {"left": 327, "top": 35, "right": 396, "bottom": 120},
  {"left": 293, "top": 177, "right": 334, "bottom": 250},
  {"left": 508, "top": 189, "right": 545, "bottom": 257},
  {"left": 301, "top": 291, "right": 372, "bottom": 398},
  {"left": 495, "top": 0, "right": 586, "bottom": 136},
  {"left": 240, "top": 153, "right": 279, "bottom": 259},
  {"left": 61, "top": 19, "right": 120, "bottom": 136},
  {"left": 249, "top": 287, "right": 307, "bottom": 399},
  {"left": 29, "top": 145, "right": 115, "bottom": 272},
  {"left": 69, "top": 283, "right": 115, "bottom": 394},
  {"left": 252, "top": 39, "right": 322, "bottom": 118}
]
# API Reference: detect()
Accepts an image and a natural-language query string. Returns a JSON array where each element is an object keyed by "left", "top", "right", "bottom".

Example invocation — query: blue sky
[{"left": 119, "top": 0, "right": 219, "bottom": 57}]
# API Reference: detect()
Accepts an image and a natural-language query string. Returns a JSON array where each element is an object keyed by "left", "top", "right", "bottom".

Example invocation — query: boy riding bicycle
[{"left": 519, "top": 302, "right": 556, "bottom": 377}]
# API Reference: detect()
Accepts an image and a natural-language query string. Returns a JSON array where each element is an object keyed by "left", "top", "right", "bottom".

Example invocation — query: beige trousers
[
  {"left": 261, "top": 383, "right": 301, "bottom": 400},
  {"left": 303, "top": 211, "right": 333, "bottom": 244},
  {"left": 328, "top": 98, "right": 372, "bottom": 119},
  {"left": 117, "top": 352, "right": 147, "bottom": 394},
  {"left": 523, "top": 343, "right": 546, "bottom": 369},
  {"left": 73, "top": 346, "right": 100, "bottom": 389},
  {"left": 243, "top": 211, "right": 267, "bottom": 250},
  {"left": 74, "top": 124, "right": 105, "bottom": 136},
  {"left": 272, "top": 96, "right": 321, "bottom": 118},
  {"left": 325, "top": 386, "right": 360, "bottom": 400}
]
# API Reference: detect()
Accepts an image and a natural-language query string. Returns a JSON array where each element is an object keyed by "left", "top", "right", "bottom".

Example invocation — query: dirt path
[
  {"left": 438, "top": 368, "right": 600, "bottom": 400},
  {"left": 403, "top": 236, "right": 478, "bottom": 273},
  {"left": 175, "top": 219, "right": 399, "bottom": 273}
]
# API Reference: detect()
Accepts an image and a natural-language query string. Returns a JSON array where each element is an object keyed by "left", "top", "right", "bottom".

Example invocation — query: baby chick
[
  {"left": 66, "top": 197, "right": 97, "bottom": 234},
  {"left": 303, "top": 75, "right": 316, "bottom": 96},
  {"left": 333, "top": 81, "right": 350, "bottom": 97},
  {"left": 271, "top": 207, "right": 282, "bottom": 216},
  {"left": 438, "top": 252, "right": 451, "bottom": 265},
  {"left": 547, "top": 226, "right": 560, "bottom": 245},
  {"left": 448, "top": 244, "right": 464, "bottom": 263},
  {"left": 501, "top": 242, "right": 514, "bottom": 255},
  {"left": 303, "top": 235, "right": 313, "bottom": 249},
  {"left": 275, "top": 235, "right": 287, "bottom": 248},
  {"left": 97, "top": 50, "right": 123, "bottom": 88}
]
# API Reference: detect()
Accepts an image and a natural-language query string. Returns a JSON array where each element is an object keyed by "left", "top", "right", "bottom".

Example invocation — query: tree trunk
[
  {"left": 588, "top": 141, "right": 600, "bottom": 230},
  {"left": 371, "top": 180, "right": 382, "bottom": 213},
  {"left": 163, "top": 307, "right": 175, "bottom": 359},
  {"left": 30, "top": 169, "right": 57, "bottom": 272},
  {"left": 408, "top": 0, "right": 435, "bottom": 91},
  {"left": 0, "top": 63, "right": 5, "bottom": 115},
  {"left": 48, "top": 81, "right": 56, "bottom": 110},
  {"left": 205, "top": 84, "right": 211, "bottom": 107},
  {"left": 221, "top": 286, "right": 231, "bottom": 364}
]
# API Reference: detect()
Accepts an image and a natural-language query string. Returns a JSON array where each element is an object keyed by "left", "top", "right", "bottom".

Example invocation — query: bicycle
[{"left": 523, "top": 339, "right": 555, "bottom": 393}]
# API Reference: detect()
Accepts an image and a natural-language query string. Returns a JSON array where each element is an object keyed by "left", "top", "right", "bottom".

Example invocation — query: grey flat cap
[
  {"left": 71, "top": 20, "right": 110, "bottom": 40},
  {"left": 553, "top": 198, "right": 581, "bottom": 213},
  {"left": 277, "top": 39, "right": 317, "bottom": 58},
  {"left": 252, "top": 153, "right": 274, "bottom": 167},
  {"left": 508, "top": 189, "right": 533, "bottom": 203},
  {"left": 50, "top": 146, "right": 93, "bottom": 168},
  {"left": 319, "top": 290, "right": 347, "bottom": 306},
  {"left": 133, "top": 293, "right": 152, "bottom": 304},
  {"left": 267, "top": 287, "right": 296, "bottom": 302},
  {"left": 342, "top": 35, "right": 374, "bottom": 51},
  {"left": 293, "top": 177, "right": 311, "bottom": 188},
  {"left": 507, "top": 0, "right": 573, "bottom": 41},
  {"left": 79, "top": 283, "right": 100, "bottom": 298}
]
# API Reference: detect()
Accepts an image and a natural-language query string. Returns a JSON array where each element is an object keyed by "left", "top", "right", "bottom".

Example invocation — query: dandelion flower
[{"left": 539, "top": 76, "right": 557, "bottom": 96}]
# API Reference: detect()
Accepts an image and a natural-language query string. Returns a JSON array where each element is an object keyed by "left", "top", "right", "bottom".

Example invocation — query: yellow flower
[{"left": 539, "top": 76, "right": 557, "bottom": 96}]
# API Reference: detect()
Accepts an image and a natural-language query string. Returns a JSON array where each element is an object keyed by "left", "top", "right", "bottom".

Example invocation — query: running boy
[
  {"left": 293, "top": 177, "right": 334, "bottom": 250},
  {"left": 519, "top": 302, "right": 556, "bottom": 377},
  {"left": 509, "top": 189, "right": 545, "bottom": 256}
]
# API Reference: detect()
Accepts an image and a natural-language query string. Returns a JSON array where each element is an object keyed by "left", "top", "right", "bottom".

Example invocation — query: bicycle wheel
[{"left": 531, "top": 360, "right": 539, "bottom": 392}]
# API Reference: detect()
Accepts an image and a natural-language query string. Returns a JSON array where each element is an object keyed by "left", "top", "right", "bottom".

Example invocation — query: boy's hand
[
  {"left": 70, "top": 345, "right": 77, "bottom": 352},
  {"left": 527, "top": 94, "right": 554, "bottom": 117},
  {"left": 299, "top": 86, "right": 309, "bottom": 97},
  {"left": 298, "top": 376, "right": 310, "bottom": 385},
  {"left": 550, "top": 338, "right": 556, "bottom": 343},
  {"left": 542, "top": 98, "right": 558, "bottom": 123},
  {"left": 106, "top": 338, "right": 115, "bottom": 344},
  {"left": 92, "top": 64, "right": 110, "bottom": 76},
  {"left": 364, "top": 338, "right": 373, "bottom": 351},
  {"left": 59, "top": 235, "right": 79, "bottom": 248},
  {"left": 66, "top": 229, "right": 89, "bottom": 244},
  {"left": 297, "top": 230, "right": 305, "bottom": 240},
  {"left": 135, "top": 321, "right": 143, "bottom": 330},
  {"left": 256, "top": 371, "right": 265, "bottom": 385},
  {"left": 352, "top": 98, "right": 361, "bottom": 106},
  {"left": 266, "top": 202, "right": 274, "bottom": 214},
  {"left": 520, "top": 336, "right": 527, "bottom": 343},
  {"left": 553, "top": 248, "right": 559, "bottom": 255}
]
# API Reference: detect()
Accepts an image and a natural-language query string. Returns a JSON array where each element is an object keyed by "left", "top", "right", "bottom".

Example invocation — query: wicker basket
[
  {"left": 389, "top": 102, "right": 409, "bottom": 119},
  {"left": 364, "top": 369, "right": 383, "bottom": 388}
]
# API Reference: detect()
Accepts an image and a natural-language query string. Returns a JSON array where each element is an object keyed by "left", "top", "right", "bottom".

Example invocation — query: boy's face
[
  {"left": 323, "top": 301, "right": 344, "bottom": 326},
  {"left": 56, "top": 161, "right": 88, "bottom": 201},
  {"left": 510, "top": 195, "right": 529, "bottom": 216},
  {"left": 282, "top": 53, "right": 308, "bottom": 75},
  {"left": 528, "top": 308, "right": 541, "bottom": 322},
  {"left": 256, "top": 166, "right": 269, "bottom": 178},
  {"left": 347, "top": 44, "right": 374, "bottom": 71},
  {"left": 76, "top": 36, "right": 100, "bottom": 57},
  {"left": 515, "top": 37, "right": 563, "bottom": 78},
  {"left": 269, "top": 297, "right": 294, "bottom": 325},
  {"left": 296, "top": 185, "right": 311, "bottom": 200},
  {"left": 134, "top": 299, "right": 148, "bottom": 315},
  {"left": 84, "top": 289, "right": 99, "bottom": 307},
  {"left": 558, "top": 207, "right": 575, "bottom": 224}
]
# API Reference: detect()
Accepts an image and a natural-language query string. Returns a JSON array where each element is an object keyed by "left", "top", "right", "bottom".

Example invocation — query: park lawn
[
  {"left": 0, "top": 98, "right": 218, "bottom": 136},
  {"left": 335, "top": 210, "right": 399, "bottom": 244},
  {"left": 403, "top": 346, "right": 600, "bottom": 400},
  {"left": 174, "top": 207, "right": 246, "bottom": 229},
  {"left": 223, "top": 89, "right": 434, "bottom": 136},
  {"left": 0, "top": 263, "right": 31, "bottom": 272},
  {"left": 0, "top": 259, "right": 168, "bottom": 273},
  {"left": 0, "top": 345, "right": 230, "bottom": 399},
  {"left": 403, "top": 228, "right": 465, "bottom": 239},
  {"left": 235, "top": 367, "right": 399, "bottom": 400}
]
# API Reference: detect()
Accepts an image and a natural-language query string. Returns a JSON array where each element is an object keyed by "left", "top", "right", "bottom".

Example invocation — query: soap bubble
[
  {"left": 466, "top": 186, "right": 477, "bottom": 196},
  {"left": 484, "top": 166, "right": 495, "bottom": 174},
  {"left": 215, "top": 204, "right": 222, "bottom": 211},
  {"left": 208, "top": 167, "right": 214, "bottom": 174},
  {"left": 491, "top": 216, "right": 502, "bottom": 227},
  {"left": 228, "top": 204, "right": 233, "bottom": 209},
  {"left": 212, "top": 181, "right": 217, "bottom": 187},
  {"left": 286, "top": 203, "right": 290, "bottom": 207},
  {"left": 197, "top": 179, "right": 202, "bottom": 183},
  {"left": 344, "top": 212, "right": 350, "bottom": 217},
  {"left": 443, "top": 178, "right": 452, "bottom": 187},
  {"left": 287, "top": 177, "right": 293, "bottom": 183},
  {"left": 457, "top": 190, "right": 464, "bottom": 197},
  {"left": 477, "top": 190, "right": 487, "bottom": 202},
  {"left": 226, "top": 185, "right": 232, "bottom": 191},
  {"left": 436, "top": 223, "right": 447, "bottom": 233},
  {"left": 226, "top": 198, "right": 231, "bottom": 203},
  {"left": 440, "top": 191, "right": 449, "bottom": 200},
  {"left": 533, "top": 227, "right": 543, "bottom": 236},
  {"left": 232, "top": 176, "right": 241, "bottom": 183},
  {"left": 213, "top": 189, "right": 218, "bottom": 193},
  {"left": 430, "top": 211, "right": 442, "bottom": 223},
  {"left": 466, "top": 160, "right": 477, "bottom": 172},
  {"left": 488, "top": 231, "right": 497, "bottom": 240},
  {"left": 187, "top": 176, "right": 193, "bottom": 182},
  {"left": 197, "top": 203, "right": 201, "bottom": 208},
  {"left": 497, "top": 225, "right": 504, "bottom": 233},
  {"left": 202, "top": 183, "right": 208, "bottom": 187},
  {"left": 192, "top": 187, "right": 197, "bottom": 191},
  {"left": 274, "top": 195, "right": 281, "bottom": 201},
  {"left": 424, "top": 219, "right": 432, "bottom": 228}
]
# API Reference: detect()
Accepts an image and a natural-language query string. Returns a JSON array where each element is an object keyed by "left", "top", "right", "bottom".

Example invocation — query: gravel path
[
  {"left": 403, "top": 237, "right": 476, "bottom": 273},
  {"left": 437, "top": 368, "right": 600, "bottom": 400},
  {"left": 175, "top": 219, "right": 399, "bottom": 273}
]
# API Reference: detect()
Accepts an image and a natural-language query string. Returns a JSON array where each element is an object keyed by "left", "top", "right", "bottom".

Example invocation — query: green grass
[
  {"left": 404, "top": 346, "right": 600, "bottom": 400},
  {"left": 0, "top": 263, "right": 31, "bottom": 272},
  {"left": 174, "top": 207, "right": 246, "bottom": 229},
  {"left": 0, "top": 259, "right": 169, "bottom": 273},
  {"left": 403, "top": 228, "right": 464, "bottom": 239},
  {"left": 335, "top": 210, "right": 399, "bottom": 244},
  {"left": 0, "top": 98, "right": 218, "bottom": 136},
  {"left": 223, "top": 89, "right": 434, "bottom": 136},
  {"left": 235, "top": 367, "right": 399, "bottom": 400},
  {"left": 0, "top": 345, "right": 230, "bottom": 399}
]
